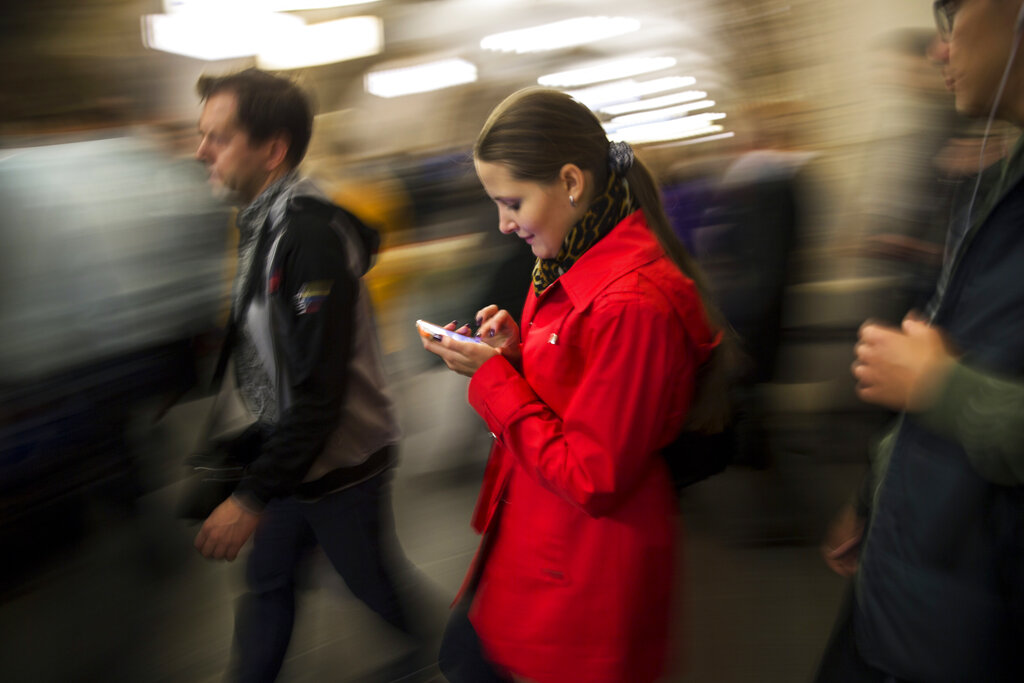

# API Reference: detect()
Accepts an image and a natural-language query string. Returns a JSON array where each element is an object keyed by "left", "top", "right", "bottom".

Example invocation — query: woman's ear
[{"left": 559, "top": 163, "right": 586, "bottom": 200}]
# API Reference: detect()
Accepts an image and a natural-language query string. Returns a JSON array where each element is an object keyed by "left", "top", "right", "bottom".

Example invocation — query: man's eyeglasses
[{"left": 933, "top": 0, "right": 960, "bottom": 41}]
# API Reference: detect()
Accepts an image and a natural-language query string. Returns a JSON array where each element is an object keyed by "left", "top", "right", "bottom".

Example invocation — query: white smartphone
[{"left": 416, "top": 319, "right": 482, "bottom": 343}]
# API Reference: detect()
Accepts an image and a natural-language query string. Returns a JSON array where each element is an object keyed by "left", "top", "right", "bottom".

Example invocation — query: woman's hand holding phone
[
  {"left": 419, "top": 317, "right": 501, "bottom": 377},
  {"left": 473, "top": 305, "right": 521, "bottom": 364},
  {"left": 418, "top": 305, "right": 521, "bottom": 377}
]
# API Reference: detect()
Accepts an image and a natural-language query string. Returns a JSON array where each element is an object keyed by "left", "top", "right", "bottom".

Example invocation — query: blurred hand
[
  {"left": 821, "top": 503, "right": 864, "bottom": 578},
  {"left": 852, "top": 316, "right": 955, "bottom": 412},
  {"left": 195, "top": 496, "right": 260, "bottom": 561},
  {"left": 473, "top": 305, "right": 520, "bottom": 359},
  {"left": 421, "top": 306, "right": 521, "bottom": 377},
  {"left": 422, "top": 320, "right": 502, "bottom": 377}
]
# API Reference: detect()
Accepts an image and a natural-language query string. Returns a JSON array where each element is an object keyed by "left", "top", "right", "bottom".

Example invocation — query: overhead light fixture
[
  {"left": 565, "top": 76, "right": 697, "bottom": 109},
  {"left": 655, "top": 131, "right": 736, "bottom": 148},
  {"left": 606, "top": 113, "right": 727, "bottom": 144},
  {"left": 366, "top": 58, "right": 478, "bottom": 98},
  {"left": 607, "top": 100, "right": 715, "bottom": 126},
  {"left": 258, "top": 15, "right": 382, "bottom": 69},
  {"left": 600, "top": 91, "right": 707, "bottom": 116},
  {"left": 481, "top": 16, "right": 640, "bottom": 54},
  {"left": 611, "top": 123, "right": 725, "bottom": 144},
  {"left": 163, "top": 0, "right": 379, "bottom": 10},
  {"left": 142, "top": 10, "right": 304, "bottom": 61},
  {"left": 538, "top": 56, "right": 677, "bottom": 88},
  {"left": 262, "top": 0, "right": 380, "bottom": 9}
]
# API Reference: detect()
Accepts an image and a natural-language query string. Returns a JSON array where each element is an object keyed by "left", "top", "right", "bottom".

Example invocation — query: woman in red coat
[{"left": 423, "top": 87, "right": 731, "bottom": 683}]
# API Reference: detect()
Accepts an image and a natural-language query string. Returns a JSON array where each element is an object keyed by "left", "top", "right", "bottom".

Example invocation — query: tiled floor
[{"left": 0, "top": 375, "right": 860, "bottom": 683}]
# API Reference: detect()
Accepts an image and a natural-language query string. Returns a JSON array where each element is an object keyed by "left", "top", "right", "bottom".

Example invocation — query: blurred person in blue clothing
[
  {"left": 0, "top": 95, "right": 231, "bottom": 591},
  {"left": 814, "top": 2, "right": 1024, "bottom": 681},
  {"left": 694, "top": 105, "right": 814, "bottom": 469}
]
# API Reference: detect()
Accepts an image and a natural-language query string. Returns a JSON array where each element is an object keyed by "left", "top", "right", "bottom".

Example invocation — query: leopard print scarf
[{"left": 532, "top": 172, "right": 637, "bottom": 295}]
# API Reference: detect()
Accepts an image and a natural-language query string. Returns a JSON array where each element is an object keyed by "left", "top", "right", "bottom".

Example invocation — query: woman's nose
[{"left": 498, "top": 213, "right": 516, "bottom": 234}]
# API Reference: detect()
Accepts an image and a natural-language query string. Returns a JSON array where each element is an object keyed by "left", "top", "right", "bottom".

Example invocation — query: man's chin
[{"left": 208, "top": 181, "right": 242, "bottom": 205}]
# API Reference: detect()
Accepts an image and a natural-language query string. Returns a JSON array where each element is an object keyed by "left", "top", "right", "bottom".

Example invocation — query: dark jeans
[
  {"left": 813, "top": 588, "right": 906, "bottom": 683},
  {"left": 233, "top": 470, "right": 417, "bottom": 683},
  {"left": 438, "top": 598, "right": 510, "bottom": 683}
]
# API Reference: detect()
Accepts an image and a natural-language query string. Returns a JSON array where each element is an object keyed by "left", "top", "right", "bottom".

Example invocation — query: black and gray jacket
[{"left": 231, "top": 175, "right": 399, "bottom": 511}]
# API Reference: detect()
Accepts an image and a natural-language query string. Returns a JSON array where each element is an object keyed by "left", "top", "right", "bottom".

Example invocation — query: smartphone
[{"left": 416, "top": 319, "right": 482, "bottom": 343}]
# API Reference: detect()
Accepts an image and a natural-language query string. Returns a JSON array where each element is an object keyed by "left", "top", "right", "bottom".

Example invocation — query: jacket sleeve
[
  {"left": 233, "top": 212, "right": 357, "bottom": 510},
  {"left": 915, "top": 361, "right": 1024, "bottom": 485},
  {"left": 468, "top": 292, "right": 695, "bottom": 517}
]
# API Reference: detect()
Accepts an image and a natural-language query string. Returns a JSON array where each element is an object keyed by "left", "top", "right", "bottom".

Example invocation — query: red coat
[{"left": 464, "top": 211, "right": 718, "bottom": 683}]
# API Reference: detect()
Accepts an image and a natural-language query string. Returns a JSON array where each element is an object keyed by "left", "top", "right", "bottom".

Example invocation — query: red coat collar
[{"left": 539, "top": 209, "right": 662, "bottom": 309}]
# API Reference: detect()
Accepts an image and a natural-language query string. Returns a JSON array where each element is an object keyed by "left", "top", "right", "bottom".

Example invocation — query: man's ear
[
  {"left": 264, "top": 133, "right": 291, "bottom": 172},
  {"left": 559, "top": 163, "right": 586, "bottom": 199}
]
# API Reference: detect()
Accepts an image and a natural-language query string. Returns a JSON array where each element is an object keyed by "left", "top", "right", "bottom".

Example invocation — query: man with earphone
[{"left": 814, "top": 2, "right": 1024, "bottom": 681}]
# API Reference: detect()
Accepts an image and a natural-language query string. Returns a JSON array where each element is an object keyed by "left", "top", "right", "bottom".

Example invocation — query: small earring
[{"left": 569, "top": 195, "right": 576, "bottom": 207}]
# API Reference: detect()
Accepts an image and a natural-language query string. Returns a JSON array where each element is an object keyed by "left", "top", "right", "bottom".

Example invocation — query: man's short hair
[{"left": 196, "top": 68, "right": 314, "bottom": 168}]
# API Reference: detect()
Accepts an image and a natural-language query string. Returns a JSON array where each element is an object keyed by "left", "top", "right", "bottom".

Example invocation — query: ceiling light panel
[
  {"left": 142, "top": 10, "right": 304, "bottom": 61},
  {"left": 538, "top": 56, "right": 677, "bottom": 88},
  {"left": 606, "top": 113, "right": 727, "bottom": 144},
  {"left": 481, "top": 16, "right": 640, "bottom": 54},
  {"left": 608, "top": 101, "right": 717, "bottom": 127},
  {"left": 565, "top": 76, "right": 697, "bottom": 109},
  {"left": 258, "top": 15, "right": 382, "bottom": 69},
  {"left": 600, "top": 91, "right": 708, "bottom": 116},
  {"left": 365, "top": 58, "right": 479, "bottom": 98}
]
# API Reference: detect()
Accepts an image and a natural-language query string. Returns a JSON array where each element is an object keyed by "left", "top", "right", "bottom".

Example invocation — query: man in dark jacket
[
  {"left": 814, "top": 2, "right": 1024, "bottom": 681},
  {"left": 193, "top": 68, "right": 426, "bottom": 683}
]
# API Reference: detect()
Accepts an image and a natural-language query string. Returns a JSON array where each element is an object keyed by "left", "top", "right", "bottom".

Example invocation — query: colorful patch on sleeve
[{"left": 294, "top": 280, "right": 333, "bottom": 314}]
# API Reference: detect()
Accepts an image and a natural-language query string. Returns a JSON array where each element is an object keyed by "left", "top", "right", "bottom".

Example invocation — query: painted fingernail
[
  {"left": 447, "top": 320, "right": 458, "bottom": 327},
  {"left": 432, "top": 334, "right": 442, "bottom": 342},
  {"left": 488, "top": 329, "right": 495, "bottom": 338},
  {"left": 476, "top": 315, "right": 483, "bottom": 325}
]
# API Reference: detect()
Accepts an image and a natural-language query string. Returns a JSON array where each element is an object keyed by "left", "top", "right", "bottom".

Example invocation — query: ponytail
[{"left": 625, "top": 158, "right": 737, "bottom": 433}]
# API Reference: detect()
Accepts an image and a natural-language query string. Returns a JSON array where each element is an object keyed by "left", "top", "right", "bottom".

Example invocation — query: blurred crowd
[{"left": 2, "top": 1, "right": 1021, "bottom": 682}]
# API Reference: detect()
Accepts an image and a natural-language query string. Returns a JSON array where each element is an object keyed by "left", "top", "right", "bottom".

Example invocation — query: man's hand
[
  {"left": 821, "top": 503, "right": 864, "bottom": 578},
  {"left": 852, "top": 316, "right": 956, "bottom": 412},
  {"left": 195, "top": 496, "right": 260, "bottom": 561}
]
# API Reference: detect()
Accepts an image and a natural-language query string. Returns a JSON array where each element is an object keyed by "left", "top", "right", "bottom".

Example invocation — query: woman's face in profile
[{"left": 474, "top": 159, "right": 576, "bottom": 260}]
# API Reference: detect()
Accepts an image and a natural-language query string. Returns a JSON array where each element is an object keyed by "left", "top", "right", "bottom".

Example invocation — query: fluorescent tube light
[
  {"left": 142, "top": 11, "right": 304, "bottom": 61},
  {"left": 611, "top": 124, "right": 724, "bottom": 144},
  {"left": 600, "top": 91, "right": 708, "bottom": 115},
  {"left": 263, "top": 0, "right": 380, "bottom": 9},
  {"left": 606, "top": 113, "right": 727, "bottom": 144},
  {"left": 565, "top": 76, "right": 697, "bottom": 109},
  {"left": 258, "top": 15, "right": 382, "bottom": 69},
  {"left": 366, "top": 58, "right": 478, "bottom": 98},
  {"left": 538, "top": 56, "right": 677, "bottom": 87},
  {"left": 608, "top": 100, "right": 716, "bottom": 126},
  {"left": 481, "top": 16, "right": 640, "bottom": 54},
  {"left": 658, "top": 131, "right": 736, "bottom": 147},
  {"left": 164, "top": 0, "right": 379, "bottom": 11}
]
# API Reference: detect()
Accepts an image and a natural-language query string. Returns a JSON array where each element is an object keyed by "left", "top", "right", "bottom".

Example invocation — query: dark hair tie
[{"left": 608, "top": 140, "right": 634, "bottom": 173}]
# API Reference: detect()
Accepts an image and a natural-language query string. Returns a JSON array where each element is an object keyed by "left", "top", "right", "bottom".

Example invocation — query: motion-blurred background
[{"left": 2, "top": 2, "right": 1011, "bottom": 681}]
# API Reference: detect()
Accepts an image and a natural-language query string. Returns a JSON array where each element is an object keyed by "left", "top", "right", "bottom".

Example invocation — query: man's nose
[
  {"left": 195, "top": 137, "right": 210, "bottom": 161},
  {"left": 927, "top": 34, "right": 950, "bottom": 64}
]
